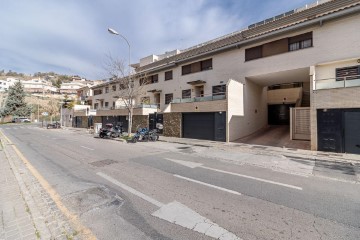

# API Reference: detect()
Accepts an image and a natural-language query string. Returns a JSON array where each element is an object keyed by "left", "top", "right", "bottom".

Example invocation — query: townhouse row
[{"left": 72, "top": 0, "right": 360, "bottom": 154}]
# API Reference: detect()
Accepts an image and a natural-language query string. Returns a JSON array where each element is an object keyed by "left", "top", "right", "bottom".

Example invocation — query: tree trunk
[{"left": 128, "top": 108, "right": 133, "bottom": 136}]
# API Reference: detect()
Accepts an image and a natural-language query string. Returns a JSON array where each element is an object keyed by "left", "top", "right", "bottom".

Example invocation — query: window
[
  {"left": 336, "top": 65, "right": 360, "bottom": 81},
  {"left": 181, "top": 59, "right": 213, "bottom": 75},
  {"left": 105, "top": 102, "right": 109, "bottom": 107},
  {"left": 201, "top": 59, "right": 212, "bottom": 71},
  {"left": 140, "top": 74, "right": 158, "bottom": 85},
  {"left": 119, "top": 83, "right": 126, "bottom": 90},
  {"left": 165, "top": 70, "right": 173, "bottom": 81},
  {"left": 212, "top": 85, "right": 226, "bottom": 96},
  {"left": 94, "top": 103, "right": 99, "bottom": 109},
  {"left": 150, "top": 74, "right": 158, "bottom": 83},
  {"left": 94, "top": 89, "right": 102, "bottom": 95},
  {"left": 182, "top": 89, "right": 191, "bottom": 99},
  {"left": 141, "top": 96, "right": 150, "bottom": 104},
  {"left": 182, "top": 64, "right": 191, "bottom": 75},
  {"left": 245, "top": 46, "right": 263, "bottom": 61},
  {"left": 112, "top": 101, "right": 115, "bottom": 108},
  {"left": 165, "top": 93, "right": 173, "bottom": 104},
  {"left": 245, "top": 32, "right": 313, "bottom": 61},
  {"left": 112, "top": 85, "right": 116, "bottom": 91},
  {"left": 288, "top": 32, "right": 312, "bottom": 51},
  {"left": 105, "top": 87, "right": 109, "bottom": 93}
]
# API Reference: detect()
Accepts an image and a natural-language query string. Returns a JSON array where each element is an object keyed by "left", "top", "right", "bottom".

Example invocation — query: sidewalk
[
  {"left": 158, "top": 136, "right": 360, "bottom": 163},
  {"left": 62, "top": 126, "right": 360, "bottom": 163},
  {"left": 0, "top": 133, "right": 77, "bottom": 240}
]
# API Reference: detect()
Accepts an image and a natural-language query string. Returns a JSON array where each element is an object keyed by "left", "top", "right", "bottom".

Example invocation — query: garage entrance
[
  {"left": 102, "top": 116, "right": 128, "bottom": 130},
  {"left": 317, "top": 109, "right": 360, "bottom": 154},
  {"left": 182, "top": 112, "right": 226, "bottom": 141},
  {"left": 268, "top": 104, "right": 295, "bottom": 125}
]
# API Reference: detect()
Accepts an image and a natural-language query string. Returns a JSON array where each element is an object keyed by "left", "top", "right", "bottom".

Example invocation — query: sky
[{"left": 0, "top": 0, "right": 314, "bottom": 80}]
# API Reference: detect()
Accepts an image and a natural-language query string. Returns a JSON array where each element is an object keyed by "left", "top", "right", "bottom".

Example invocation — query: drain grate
[{"left": 90, "top": 159, "right": 118, "bottom": 167}]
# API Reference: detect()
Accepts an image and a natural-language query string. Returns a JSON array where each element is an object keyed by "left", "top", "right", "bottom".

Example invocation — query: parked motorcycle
[
  {"left": 47, "top": 122, "right": 61, "bottom": 129},
  {"left": 99, "top": 123, "right": 113, "bottom": 138},
  {"left": 131, "top": 127, "right": 159, "bottom": 143},
  {"left": 110, "top": 125, "right": 124, "bottom": 138}
]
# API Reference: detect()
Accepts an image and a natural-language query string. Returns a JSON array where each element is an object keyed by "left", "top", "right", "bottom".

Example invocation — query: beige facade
[{"left": 85, "top": 1, "right": 360, "bottom": 151}]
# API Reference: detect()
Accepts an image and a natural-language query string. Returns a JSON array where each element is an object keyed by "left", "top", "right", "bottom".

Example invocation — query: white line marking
[
  {"left": 200, "top": 166, "right": 303, "bottom": 190},
  {"left": 174, "top": 175, "right": 241, "bottom": 195},
  {"left": 164, "top": 158, "right": 203, "bottom": 168},
  {"left": 96, "top": 172, "right": 164, "bottom": 207},
  {"left": 162, "top": 157, "right": 303, "bottom": 190},
  {"left": 80, "top": 146, "right": 94, "bottom": 151}
]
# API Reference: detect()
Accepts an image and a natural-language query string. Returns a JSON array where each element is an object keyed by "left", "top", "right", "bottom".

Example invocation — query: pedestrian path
[{"left": 0, "top": 132, "right": 77, "bottom": 240}]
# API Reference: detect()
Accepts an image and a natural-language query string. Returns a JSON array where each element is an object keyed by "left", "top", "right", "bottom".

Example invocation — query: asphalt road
[{"left": 1, "top": 124, "right": 360, "bottom": 240}]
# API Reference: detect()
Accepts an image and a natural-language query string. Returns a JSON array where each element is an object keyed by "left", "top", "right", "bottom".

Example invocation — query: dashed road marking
[
  {"left": 164, "top": 158, "right": 303, "bottom": 190},
  {"left": 81, "top": 146, "right": 94, "bottom": 151},
  {"left": 174, "top": 174, "right": 242, "bottom": 195}
]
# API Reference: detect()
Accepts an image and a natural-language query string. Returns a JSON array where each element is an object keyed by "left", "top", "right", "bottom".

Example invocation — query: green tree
[{"left": 1, "top": 81, "right": 31, "bottom": 117}]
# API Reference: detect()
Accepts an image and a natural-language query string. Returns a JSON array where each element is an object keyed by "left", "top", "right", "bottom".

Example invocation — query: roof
[{"left": 137, "top": 0, "right": 360, "bottom": 72}]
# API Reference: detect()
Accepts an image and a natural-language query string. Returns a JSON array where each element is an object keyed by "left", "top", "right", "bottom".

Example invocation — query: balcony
[
  {"left": 170, "top": 93, "right": 227, "bottom": 113},
  {"left": 95, "top": 103, "right": 159, "bottom": 116},
  {"left": 172, "top": 93, "right": 226, "bottom": 104},
  {"left": 314, "top": 75, "right": 360, "bottom": 90}
]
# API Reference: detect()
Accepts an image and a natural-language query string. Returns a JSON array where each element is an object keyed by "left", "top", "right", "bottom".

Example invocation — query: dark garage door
[
  {"left": 268, "top": 104, "right": 295, "bottom": 125},
  {"left": 344, "top": 111, "right": 360, "bottom": 154},
  {"left": 317, "top": 109, "right": 343, "bottom": 153},
  {"left": 317, "top": 109, "right": 360, "bottom": 154},
  {"left": 182, "top": 112, "right": 226, "bottom": 141}
]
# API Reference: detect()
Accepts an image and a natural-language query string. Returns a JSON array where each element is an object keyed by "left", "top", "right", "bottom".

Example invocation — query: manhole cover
[{"left": 90, "top": 159, "right": 118, "bottom": 167}]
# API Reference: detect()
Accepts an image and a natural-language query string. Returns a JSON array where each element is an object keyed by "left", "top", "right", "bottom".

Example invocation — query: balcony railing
[
  {"left": 314, "top": 75, "right": 360, "bottom": 90},
  {"left": 172, "top": 93, "right": 226, "bottom": 104},
  {"left": 96, "top": 104, "right": 159, "bottom": 111}
]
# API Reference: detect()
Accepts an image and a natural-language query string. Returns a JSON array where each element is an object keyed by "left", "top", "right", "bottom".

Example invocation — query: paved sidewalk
[
  {"left": 0, "top": 133, "right": 77, "bottom": 240},
  {"left": 62, "top": 126, "right": 360, "bottom": 163}
]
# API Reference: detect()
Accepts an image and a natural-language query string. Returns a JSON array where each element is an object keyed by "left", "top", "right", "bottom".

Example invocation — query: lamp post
[
  {"left": 108, "top": 27, "right": 133, "bottom": 135},
  {"left": 108, "top": 28, "right": 131, "bottom": 76}
]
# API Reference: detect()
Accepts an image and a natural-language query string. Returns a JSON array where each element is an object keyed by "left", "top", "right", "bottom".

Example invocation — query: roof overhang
[
  {"left": 147, "top": 89, "right": 162, "bottom": 93},
  {"left": 187, "top": 80, "right": 206, "bottom": 85}
]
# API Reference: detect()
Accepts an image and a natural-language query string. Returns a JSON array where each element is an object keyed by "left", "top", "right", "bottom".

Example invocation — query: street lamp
[
  {"left": 108, "top": 27, "right": 134, "bottom": 135},
  {"left": 108, "top": 28, "right": 131, "bottom": 75}
]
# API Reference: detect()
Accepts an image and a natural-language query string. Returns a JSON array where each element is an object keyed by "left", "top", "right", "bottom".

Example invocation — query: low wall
[{"left": 163, "top": 112, "right": 182, "bottom": 138}]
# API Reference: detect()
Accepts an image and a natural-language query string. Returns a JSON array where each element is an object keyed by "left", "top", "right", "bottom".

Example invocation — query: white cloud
[{"left": 0, "top": 0, "right": 314, "bottom": 79}]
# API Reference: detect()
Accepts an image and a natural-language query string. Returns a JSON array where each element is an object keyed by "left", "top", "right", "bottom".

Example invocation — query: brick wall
[
  {"left": 163, "top": 112, "right": 182, "bottom": 138},
  {"left": 170, "top": 99, "right": 226, "bottom": 113},
  {"left": 132, "top": 115, "right": 148, "bottom": 133}
]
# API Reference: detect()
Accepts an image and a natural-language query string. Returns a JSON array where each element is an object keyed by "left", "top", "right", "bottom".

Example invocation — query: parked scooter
[
  {"left": 99, "top": 123, "right": 113, "bottom": 138},
  {"left": 47, "top": 122, "right": 61, "bottom": 129},
  {"left": 110, "top": 125, "right": 124, "bottom": 138}
]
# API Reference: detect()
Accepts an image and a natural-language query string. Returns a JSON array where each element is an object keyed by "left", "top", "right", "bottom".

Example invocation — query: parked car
[
  {"left": 19, "top": 117, "right": 31, "bottom": 123},
  {"left": 12, "top": 117, "right": 31, "bottom": 123}
]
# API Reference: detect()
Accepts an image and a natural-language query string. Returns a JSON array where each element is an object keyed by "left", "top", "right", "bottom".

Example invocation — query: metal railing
[
  {"left": 314, "top": 75, "right": 360, "bottom": 90},
  {"left": 172, "top": 93, "right": 226, "bottom": 104},
  {"left": 95, "top": 104, "right": 159, "bottom": 111}
]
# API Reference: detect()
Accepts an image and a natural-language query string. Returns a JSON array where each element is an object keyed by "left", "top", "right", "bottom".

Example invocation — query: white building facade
[{"left": 75, "top": 0, "right": 360, "bottom": 154}]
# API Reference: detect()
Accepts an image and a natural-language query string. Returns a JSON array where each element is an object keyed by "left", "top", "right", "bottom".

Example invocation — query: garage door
[
  {"left": 182, "top": 112, "right": 226, "bottom": 141},
  {"left": 317, "top": 109, "right": 360, "bottom": 154},
  {"left": 344, "top": 111, "right": 360, "bottom": 154},
  {"left": 268, "top": 104, "right": 295, "bottom": 125}
]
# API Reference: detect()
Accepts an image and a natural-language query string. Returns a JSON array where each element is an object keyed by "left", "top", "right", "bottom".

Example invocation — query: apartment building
[{"left": 76, "top": 0, "right": 360, "bottom": 154}]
